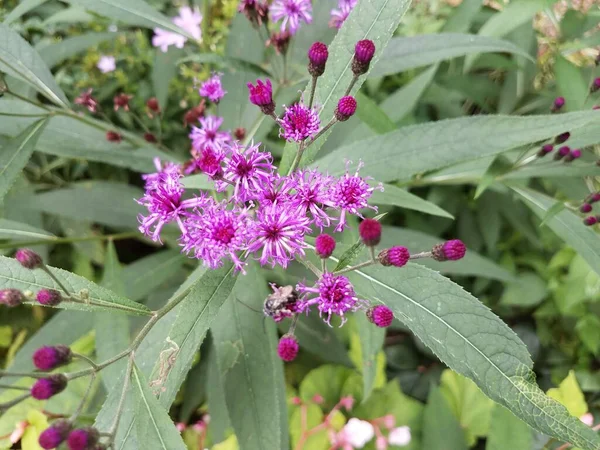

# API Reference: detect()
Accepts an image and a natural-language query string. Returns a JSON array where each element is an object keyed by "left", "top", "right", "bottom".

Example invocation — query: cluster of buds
[{"left": 580, "top": 192, "right": 600, "bottom": 226}]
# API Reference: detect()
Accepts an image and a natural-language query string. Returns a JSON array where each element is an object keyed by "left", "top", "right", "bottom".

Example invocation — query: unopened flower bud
[
  {"left": 143, "top": 132, "right": 157, "bottom": 143},
  {"left": 39, "top": 420, "right": 72, "bottom": 449},
  {"left": 367, "top": 305, "right": 394, "bottom": 328},
  {"left": 588, "top": 193, "right": 600, "bottom": 204},
  {"left": 183, "top": 101, "right": 206, "bottom": 126},
  {"left": 0, "top": 288, "right": 25, "bottom": 307},
  {"left": 238, "top": 0, "right": 269, "bottom": 27},
  {"left": 308, "top": 42, "right": 329, "bottom": 77},
  {"left": 106, "top": 131, "right": 122, "bottom": 143},
  {"left": 358, "top": 218, "right": 381, "bottom": 246},
  {"left": 247, "top": 79, "right": 275, "bottom": 116},
  {"left": 315, "top": 234, "right": 336, "bottom": 258},
  {"left": 335, "top": 96, "right": 357, "bottom": 122},
  {"left": 591, "top": 77, "right": 600, "bottom": 93},
  {"left": 581, "top": 203, "right": 593, "bottom": 213},
  {"left": 432, "top": 239, "right": 466, "bottom": 261},
  {"left": 551, "top": 96, "right": 565, "bottom": 113},
  {"left": 554, "top": 145, "right": 570, "bottom": 160},
  {"left": 113, "top": 93, "right": 132, "bottom": 111},
  {"left": 36, "top": 289, "right": 62, "bottom": 306},
  {"left": 537, "top": 144, "right": 553, "bottom": 157},
  {"left": 31, "top": 374, "right": 68, "bottom": 400},
  {"left": 67, "top": 427, "right": 100, "bottom": 450},
  {"left": 267, "top": 31, "right": 291, "bottom": 55},
  {"left": 555, "top": 132, "right": 570, "bottom": 144},
  {"left": 584, "top": 216, "right": 598, "bottom": 226},
  {"left": 33, "top": 345, "right": 72, "bottom": 371},
  {"left": 277, "top": 335, "right": 299, "bottom": 362},
  {"left": 146, "top": 97, "right": 160, "bottom": 115},
  {"left": 234, "top": 127, "right": 246, "bottom": 141},
  {"left": 378, "top": 246, "right": 410, "bottom": 267},
  {"left": 352, "top": 40, "right": 375, "bottom": 75},
  {"left": 15, "top": 248, "right": 42, "bottom": 269}
]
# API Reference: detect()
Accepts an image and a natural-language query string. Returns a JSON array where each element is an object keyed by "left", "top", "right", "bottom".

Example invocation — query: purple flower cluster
[
  {"left": 330, "top": 0, "right": 357, "bottom": 29},
  {"left": 270, "top": 0, "right": 312, "bottom": 34}
]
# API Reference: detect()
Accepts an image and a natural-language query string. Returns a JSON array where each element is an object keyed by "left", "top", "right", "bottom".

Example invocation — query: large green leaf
[
  {"left": 372, "top": 183, "right": 454, "bottom": 218},
  {"left": 555, "top": 55, "right": 588, "bottom": 112},
  {"left": 345, "top": 263, "right": 600, "bottom": 450},
  {"left": 312, "top": 111, "right": 600, "bottom": 182},
  {"left": 0, "top": 255, "right": 150, "bottom": 315},
  {"left": 123, "top": 250, "right": 186, "bottom": 302},
  {"left": 38, "top": 32, "right": 119, "bottom": 68},
  {"left": 423, "top": 387, "right": 468, "bottom": 450},
  {"left": 152, "top": 47, "right": 183, "bottom": 110},
  {"left": 3, "top": 0, "right": 49, "bottom": 24},
  {"left": 212, "top": 263, "right": 288, "bottom": 450},
  {"left": 512, "top": 186, "right": 600, "bottom": 276},
  {"left": 278, "top": 0, "right": 413, "bottom": 172},
  {"left": 354, "top": 92, "right": 395, "bottom": 134},
  {"left": 0, "top": 24, "right": 68, "bottom": 107},
  {"left": 355, "top": 313, "right": 385, "bottom": 400},
  {"left": 132, "top": 364, "right": 187, "bottom": 450},
  {"left": 64, "top": 0, "right": 194, "bottom": 39},
  {"left": 0, "top": 218, "right": 55, "bottom": 241},
  {"left": 369, "top": 33, "right": 532, "bottom": 77},
  {"left": 486, "top": 406, "right": 532, "bottom": 450},
  {"left": 0, "top": 118, "right": 47, "bottom": 201}
]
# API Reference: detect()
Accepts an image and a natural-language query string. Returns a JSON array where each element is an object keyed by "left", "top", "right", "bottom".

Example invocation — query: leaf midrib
[
  {"left": 0, "top": 119, "right": 45, "bottom": 178},
  {"left": 133, "top": 368, "right": 169, "bottom": 450}
]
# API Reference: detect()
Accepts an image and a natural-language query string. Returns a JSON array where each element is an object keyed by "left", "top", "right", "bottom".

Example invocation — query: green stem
[
  {"left": 287, "top": 142, "right": 306, "bottom": 176},
  {"left": 0, "top": 384, "right": 30, "bottom": 391},
  {"left": 73, "top": 353, "right": 99, "bottom": 370},
  {"left": 334, "top": 259, "right": 378, "bottom": 275},
  {"left": 69, "top": 373, "right": 96, "bottom": 421},
  {"left": 288, "top": 117, "right": 337, "bottom": 173},
  {"left": 308, "top": 76, "right": 318, "bottom": 109},
  {"left": 106, "top": 353, "right": 135, "bottom": 445},
  {"left": 0, "top": 393, "right": 31, "bottom": 411},
  {"left": 344, "top": 75, "right": 359, "bottom": 97},
  {"left": 0, "top": 371, "right": 50, "bottom": 379},
  {"left": 409, "top": 251, "right": 432, "bottom": 260}
]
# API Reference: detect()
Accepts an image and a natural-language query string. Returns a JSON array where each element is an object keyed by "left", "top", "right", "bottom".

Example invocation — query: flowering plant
[{"left": 2, "top": 0, "right": 600, "bottom": 449}]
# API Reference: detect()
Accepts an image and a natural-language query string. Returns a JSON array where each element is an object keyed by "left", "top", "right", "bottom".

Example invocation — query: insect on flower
[{"left": 263, "top": 285, "right": 298, "bottom": 322}]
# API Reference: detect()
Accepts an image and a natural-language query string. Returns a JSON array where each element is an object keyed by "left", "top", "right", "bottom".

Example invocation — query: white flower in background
[
  {"left": 342, "top": 418, "right": 375, "bottom": 448},
  {"left": 388, "top": 426, "right": 411, "bottom": 447},
  {"left": 581, "top": 413, "right": 594, "bottom": 426},
  {"left": 97, "top": 55, "right": 116, "bottom": 73},
  {"left": 152, "top": 6, "right": 202, "bottom": 52}
]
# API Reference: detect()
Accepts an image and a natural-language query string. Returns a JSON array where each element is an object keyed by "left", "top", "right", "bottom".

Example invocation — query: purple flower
[
  {"left": 248, "top": 204, "right": 311, "bottom": 268},
  {"left": 289, "top": 169, "right": 335, "bottom": 229},
  {"left": 367, "top": 305, "right": 394, "bottom": 328},
  {"left": 153, "top": 6, "right": 202, "bottom": 52},
  {"left": 279, "top": 102, "right": 320, "bottom": 142},
  {"left": 248, "top": 79, "right": 275, "bottom": 115},
  {"left": 330, "top": 161, "right": 380, "bottom": 231},
  {"left": 315, "top": 233, "right": 336, "bottom": 258},
  {"left": 298, "top": 273, "right": 367, "bottom": 325},
  {"left": 216, "top": 142, "right": 275, "bottom": 202},
  {"left": 257, "top": 174, "right": 294, "bottom": 207},
  {"left": 270, "top": 0, "right": 312, "bottom": 34},
  {"left": 199, "top": 73, "right": 227, "bottom": 103},
  {"left": 180, "top": 202, "right": 255, "bottom": 271},
  {"left": 190, "top": 115, "right": 231, "bottom": 151},
  {"left": 187, "top": 144, "right": 225, "bottom": 178},
  {"left": 329, "top": 0, "right": 356, "bottom": 29},
  {"left": 74, "top": 89, "right": 98, "bottom": 113}
]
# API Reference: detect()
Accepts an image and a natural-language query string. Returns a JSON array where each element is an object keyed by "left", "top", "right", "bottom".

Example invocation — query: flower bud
[
  {"left": 36, "top": 289, "right": 63, "bottom": 306},
  {"left": 367, "top": 305, "right": 394, "bottom": 328},
  {"left": 146, "top": 97, "right": 160, "bottom": 115},
  {"left": 247, "top": 79, "right": 275, "bottom": 116},
  {"left": 554, "top": 145, "right": 570, "bottom": 161},
  {"left": 267, "top": 31, "right": 291, "bottom": 55},
  {"left": 31, "top": 374, "right": 68, "bottom": 400},
  {"left": 352, "top": 40, "right": 375, "bottom": 75},
  {"left": 113, "top": 93, "right": 132, "bottom": 111},
  {"left": 537, "top": 144, "right": 553, "bottom": 157},
  {"left": 555, "top": 132, "right": 570, "bottom": 144},
  {"left": 183, "top": 101, "right": 206, "bottom": 126},
  {"left": 378, "top": 246, "right": 410, "bottom": 267},
  {"left": 315, "top": 234, "right": 336, "bottom": 258},
  {"left": 277, "top": 335, "right": 299, "bottom": 362},
  {"left": 335, "top": 96, "right": 357, "bottom": 122},
  {"left": 105, "top": 131, "right": 122, "bottom": 143},
  {"left": 591, "top": 77, "right": 600, "bottom": 93},
  {"left": 15, "top": 248, "right": 42, "bottom": 269},
  {"left": 238, "top": 0, "right": 269, "bottom": 27},
  {"left": 143, "top": 132, "right": 157, "bottom": 143},
  {"left": 584, "top": 216, "right": 598, "bottom": 226},
  {"left": 234, "top": 127, "right": 246, "bottom": 141},
  {"left": 0, "top": 288, "right": 25, "bottom": 307},
  {"left": 33, "top": 345, "right": 72, "bottom": 371},
  {"left": 308, "top": 42, "right": 329, "bottom": 77},
  {"left": 39, "top": 420, "right": 72, "bottom": 449},
  {"left": 551, "top": 96, "right": 565, "bottom": 113},
  {"left": 581, "top": 203, "right": 593, "bottom": 213},
  {"left": 566, "top": 149, "right": 582, "bottom": 162},
  {"left": 432, "top": 239, "right": 466, "bottom": 261},
  {"left": 67, "top": 427, "right": 100, "bottom": 450},
  {"left": 588, "top": 193, "right": 600, "bottom": 204},
  {"left": 358, "top": 218, "right": 381, "bottom": 246}
]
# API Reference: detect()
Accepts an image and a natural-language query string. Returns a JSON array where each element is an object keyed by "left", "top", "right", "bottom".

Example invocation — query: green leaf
[
  {"left": 151, "top": 263, "right": 238, "bottom": 409},
  {"left": 555, "top": 55, "right": 588, "bottom": 111},
  {"left": 31, "top": 181, "right": 144, "bottom": 229},
  {"left": 439, "top": 370, "right": 494, "bottom": 445},
  {"left": 64, "top": 0, "right": 195, "bottom": 39},
  {"left": 423, "top": 387, "right": 468, "bottom": 450},
  {"left": 354, "top": 92, "right": 396, "bottom": 134},
  {"left": 512, "top": 186, "right": 600, "bottom": 276},
  {"left": 540, "top": 201, "right": 567, "bottom": 227},
  {"left": 0, "top": 218, "right": 54, "bottom": 241},
  {"left": 371, "top": 183, "right": 454, "bottom": 218},
  {"left": 0, "top": 24, "right": 69, "bottom": 107},
  {"left": 500, "top": 273, "right": 548, "bottom": 308},
  {"left": 278, "top": 0, "right": 413, "bottom": 172},
  {"left": 212, "top": 263, "right": 288, "bottom": 450},
  {"left": 182, "top": 174, "right": 216, "bottom": 190},
  {"left": 333, "top": 240, "right": 364, "bottom": 272},
  {"left": 547, "top": 371, "right": 588, "bottom": 418},
  {"left": 354, "top": 314, "right": 385, "bottom": 400},
  {"left": 442, "top": 0, "right": 482, "bottom": 33},
  {"left": 486, "top": 405, "right": 532, "bottom": 450},
  {"left": 0, "top": 118, "right": 47, "bottom": 201},
  {"left": 3, "top": 0, "right": 48, "bottom": 24},
  {"left": 313, "top": 111, "right": 600, "bottom": 182},
  {"left": 38, "top": 32, "right": 119, "bottom": 68},
  {"left": 152, "top": 47, "right": 183, "bottom": 110},
  {"left": 0, "top": 255, "right": 151, "bottom": 315},
  {"left": 177, "top": 53, "right": 270, "bottom": 77},
  {"left": 290, "top": 403, "right": 329, "bottom": 450},
  {"left": 502, "top": 163, "right": 600, "bottom": 180},
  {"left": 344, "top": 263, "right": 600, "bottom": 449},
  {"left": 300, "top": 365, "right": 354, "bottom": 410},
  {"left": 132, "top": 364, "right": 187, "bottom": 450},
  {"left": 369, "top": 33, "right": 533, "bottom": 78},
  {"left": 576, "top": 315, "right": 600, "bottom": 355},
  {"left": 206, "top": 336, "right": 231, "bottom": 443}
]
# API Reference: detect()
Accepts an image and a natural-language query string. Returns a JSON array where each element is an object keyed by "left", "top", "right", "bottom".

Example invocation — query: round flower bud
[
  {"left": 39, "top": 420, "right": 72, "bottom": 449},
  {"left": 367, "top": 305, "right": 394, "bottom": 328},
  {"left": 277, "top": 335, "right": 299, "bottom": 362},
  {"left": 308, "top": 42, "right": 329, "bottom": 77},
  {"left": 234, "top": 127, "right": 246, "bottom": 141},
  {"left": 554, "top": 145, "right": 570, "bottom": 161},
  {"left": 378, "top": 246, "right": 410, "bottom": 267},
  {"left": 113, "top": 93, "right": 132, "bottom": 112},
  {"left": 358, "top": 218, "right": 382, "bottom": 246},
  {"left": 183, "top": 102, "right": 206, "bottom": 127},
  {"left": 551, "top": 96, "right": 565, "bottom": 112},
  {"left": 146, "top": 97, "right": 160, "bottom": 114},
  {"left": 315, "top": 234, "right": 336, "bottom": 258},
  {"left": 143, "top": 132, "right": 157, "bottom": 143},
  {"left": 589, "top": 193, "right": 600, "bottom": 204},
  {"left": 105, "top": 131, "right": 122, "bottom": 143},
  {"left": 15, "top": 248, "right": 42, "bottom": 269},
  {"left": 335, "top": 96, "right": 357, "bottom": 122},
  {"left": 352, "top": 40, "right": 376, "bottom": 75},
  {"left": 33, "top": 345, "right": 72, "bottom": 371},
  {"left": 432, "top": 239, "right": 466, "bottom": 261},
  {"left": 247, "top": 79, "right": 275, "bottom": 115},
  {"left": 555, "top": 132, "right": 570, "bottom": 144},
  {"left": 0, "top": 288, "right": 25, "bottom": 307},
  {"left": 537, "top": 144, "right": 553, "bottom": 157},
  {"left": 591, "top": 77, "right": 600, "bottom": 93},
  {"left": 31, "top": 374, "right": 68, "bottom": 400},
  {"left": 67, "top": 427, "right": 100, "bottom": 450},
  {"left": 584, "top": 216, "right": 598, "bottom": 226},
  {"left": 37, "top": 289, "right": 63, "bottom": 306},
  {"left": 570, "top": 149, "right": 582, "bottom": 160},
  {"left": 581, "top": 203, "right": 593, "bottom": 213}
]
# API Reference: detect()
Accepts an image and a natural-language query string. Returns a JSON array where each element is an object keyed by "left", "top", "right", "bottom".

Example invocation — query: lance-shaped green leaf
[
  {"left": 123, "top": 251, "right": 186, "bottom": 302},
  {"left": 38, "top": 32, "right": 119, "bottom": 68},
  {"left": 0, "top": 119, "right": 47, "bottom": 201},
  {"left": 278, "top": 0, "right": 413, "bottom": 172},
  {"left": 3, "top": 0, "right": 48, "bottom": 24},
  {"left": 372, "top": 183, "right": 454, "bottom": 218},
  {"left": 344, "top": 263, "right": 600, "bottom": 450},
  {"left": 0, "top": 218, "right": 54, "bottom": 242},
  {"left": 212, "top": 264, "right": 288, "bottom": 450},
  {"left": 486, "top": 406, "right": 532, "bottom": 450},
  {"left": 132, "top": 364, "right": 187, "bottom": 450},
  {"left": 512, "top": 186, "right": 600, "bottom": 276},
  {"left": 423, "top": 387, "right": 468, "bottom": 450},
  {"left": 0, "top": 24, "right": 68, "bottom": 107},
  {"left": 355, "top": 313, "right": 385, "bottom": 400},
  {"left": 313, "top": 111, "right": 600, "bottom": 182},
  {"left": 0, "top": 255, "right": 151, "bottom": 315}
]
